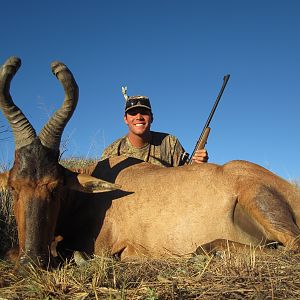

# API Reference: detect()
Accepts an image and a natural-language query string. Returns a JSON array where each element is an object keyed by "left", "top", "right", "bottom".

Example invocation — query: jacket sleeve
[
  {"left": 160, "top": 134, "right": 186, "bottom": 167},
  {"left": 171, "top": 137, "right": 186, "bottom": 167}
]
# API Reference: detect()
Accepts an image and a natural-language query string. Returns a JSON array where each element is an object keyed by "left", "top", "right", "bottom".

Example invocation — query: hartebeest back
[{"left": 1, "top": 56, "right": 300, "bottom": 268}]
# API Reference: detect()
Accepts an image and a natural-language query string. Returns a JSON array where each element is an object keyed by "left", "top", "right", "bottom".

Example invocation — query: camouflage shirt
[{"left": 100, "top": 131, "right": 186, "bottom": 167}]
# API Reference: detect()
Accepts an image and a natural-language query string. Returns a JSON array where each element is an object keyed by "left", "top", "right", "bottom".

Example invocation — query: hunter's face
[{"left": 124, "top": 108, "right": 152, "bottom": 137}]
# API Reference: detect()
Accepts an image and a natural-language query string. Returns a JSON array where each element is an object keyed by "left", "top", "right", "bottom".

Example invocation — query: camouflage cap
[{"left": 125, "top": 95, "right": 152, "bottom": 113}]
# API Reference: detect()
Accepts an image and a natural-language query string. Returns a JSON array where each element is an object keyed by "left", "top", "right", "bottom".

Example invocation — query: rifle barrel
[
  {"left": 189, "top": 74, "right": 230, "bottom": 163},
  {"left": 202, "top": 74, "right": 230, "bottom": 130}
]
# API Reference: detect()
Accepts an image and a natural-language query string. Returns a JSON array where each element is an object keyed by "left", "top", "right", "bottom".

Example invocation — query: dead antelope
[{"left": 1, "top": 56, "right": 300, "bottom": 268}]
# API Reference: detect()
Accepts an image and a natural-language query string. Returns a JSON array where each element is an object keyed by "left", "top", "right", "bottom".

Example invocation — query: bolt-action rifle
[{"left": 186, "top": 74, "right": 230, "bottom": 165}]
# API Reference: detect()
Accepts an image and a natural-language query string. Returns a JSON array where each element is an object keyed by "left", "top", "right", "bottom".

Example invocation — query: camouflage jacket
[{"left": 100, "top": 131, "right": 186, "bottom": 167}]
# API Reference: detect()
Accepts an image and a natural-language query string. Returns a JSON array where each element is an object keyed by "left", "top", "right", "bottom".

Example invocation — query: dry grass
[
  {"left": 60, "top": 157, "right": 98, "bottom": 171},
  {"left": 1, "top": 249, "right": 300, "bottom": 299},
  {"left": 0, "top": 189, "right": 17, "bottom": 258},
  {"left": 1, "top": 158, "right": 300, "bottom": 299}
]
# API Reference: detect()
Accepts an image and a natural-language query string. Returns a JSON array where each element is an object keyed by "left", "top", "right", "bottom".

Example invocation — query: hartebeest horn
[
  {"left": 39, "top": 61, "right": 78, "bottom": 151},
  {"left": 0, "top": 56, "right": 36, "bottom": 149}
]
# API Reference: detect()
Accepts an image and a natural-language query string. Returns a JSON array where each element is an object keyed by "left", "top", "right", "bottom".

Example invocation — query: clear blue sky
[{"left": 0, "top": 0, "right": 299, "bottom": 180}]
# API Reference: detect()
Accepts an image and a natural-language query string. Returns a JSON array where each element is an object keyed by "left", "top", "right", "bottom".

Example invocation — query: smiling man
[{"left": 100, "top": 91, "right": 208, "bottom": 167}]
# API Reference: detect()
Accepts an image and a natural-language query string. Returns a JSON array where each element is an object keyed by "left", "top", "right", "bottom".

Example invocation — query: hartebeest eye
[{"left": 9, "top": 185, "right": 16, "bottom": 194}]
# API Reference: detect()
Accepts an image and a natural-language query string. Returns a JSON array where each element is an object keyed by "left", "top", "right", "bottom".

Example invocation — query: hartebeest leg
[
  {"left": 239, "top": 184, "right": 300, "bottom": 250},
  {"left": 196, "top": 239, "right": 273, "bottom": 255}
]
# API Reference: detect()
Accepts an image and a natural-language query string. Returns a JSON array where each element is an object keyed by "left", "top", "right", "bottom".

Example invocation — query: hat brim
[{"left": 125, "top": 104, "right": 152, "bottom": 113}]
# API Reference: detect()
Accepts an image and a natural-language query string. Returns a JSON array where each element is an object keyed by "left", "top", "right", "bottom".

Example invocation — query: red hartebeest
[
  {"left": 0, "top": 57, "right": 119, "bottom": 267},
  {"left": 1, "top": 56, "right": 300, "bottom": 268}
]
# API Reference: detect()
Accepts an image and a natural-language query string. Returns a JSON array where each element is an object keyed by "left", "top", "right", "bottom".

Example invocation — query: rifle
[{"left": 188, "top": 74, "right": 230, "bottom": 165}]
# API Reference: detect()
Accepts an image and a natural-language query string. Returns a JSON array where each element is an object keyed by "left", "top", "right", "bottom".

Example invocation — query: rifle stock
[{"left": 196, "top": 127, "right": 211, "bottom": 151}]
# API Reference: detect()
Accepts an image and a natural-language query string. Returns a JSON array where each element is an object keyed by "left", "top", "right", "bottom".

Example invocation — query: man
[{"left": 101, "top": 89, "right": 208, "bottom": 167}]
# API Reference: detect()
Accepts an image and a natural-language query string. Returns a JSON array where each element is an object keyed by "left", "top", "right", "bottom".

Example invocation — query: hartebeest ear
[
  {"left": 64, "top": 169, "right": 120, "bottom": 193},
  {"left": 0, "top": 172, "right": 9, "bottom": 189}
]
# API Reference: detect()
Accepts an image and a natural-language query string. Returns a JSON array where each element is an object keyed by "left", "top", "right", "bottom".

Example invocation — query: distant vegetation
[
  {"left": 60, "top": 156, "right": 98, "bottom": 170},
  {"left": 1, "top": 157, "right": 300, "bottom": 299}
]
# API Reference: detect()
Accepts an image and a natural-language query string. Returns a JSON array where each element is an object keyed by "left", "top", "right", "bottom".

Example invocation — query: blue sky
[{"left": 0, "top": 0, "right": 299, "bottom": 180}]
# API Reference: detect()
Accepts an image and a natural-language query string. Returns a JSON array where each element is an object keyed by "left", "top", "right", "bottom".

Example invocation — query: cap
[{"left": 125, "top": 95, "right": 152, "bottom": 113}]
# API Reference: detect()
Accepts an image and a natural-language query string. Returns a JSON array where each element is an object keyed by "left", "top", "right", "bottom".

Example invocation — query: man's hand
[{"left": 192, "top": 149, "right": 209, "bottom": 164}]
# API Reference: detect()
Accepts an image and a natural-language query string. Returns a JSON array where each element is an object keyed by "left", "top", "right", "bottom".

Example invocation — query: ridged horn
[
  {"left": 0, "top": 56, "right": 36, "bottom": 149},
  {"left": 39, "top": 61, "right": 78, "bottom": 150}
]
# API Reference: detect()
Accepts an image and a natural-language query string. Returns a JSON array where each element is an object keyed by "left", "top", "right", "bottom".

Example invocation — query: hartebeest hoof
[
  {"left": 196, "top": 239, "right": 254, "bottom": 256},
  {"left": 73, "top": 251, "right": 90, "bottom": 267},
  {"left": 4, "top": 247, "right": 19, "bottom": 263}
]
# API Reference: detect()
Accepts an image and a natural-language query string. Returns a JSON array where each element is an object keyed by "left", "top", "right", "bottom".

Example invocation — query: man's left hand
[{"left": 192, "top": 149, "right": 209, "bottom": 164}]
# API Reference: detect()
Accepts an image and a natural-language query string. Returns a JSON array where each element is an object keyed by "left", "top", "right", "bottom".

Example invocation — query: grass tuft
[{"left": 0, "top": 189, "right": 17, "bottom": 258}]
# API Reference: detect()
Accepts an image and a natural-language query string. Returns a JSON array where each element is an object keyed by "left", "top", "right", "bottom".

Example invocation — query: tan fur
[{"left": 69, "top": 156, "right": 300, "bottom": 260}]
